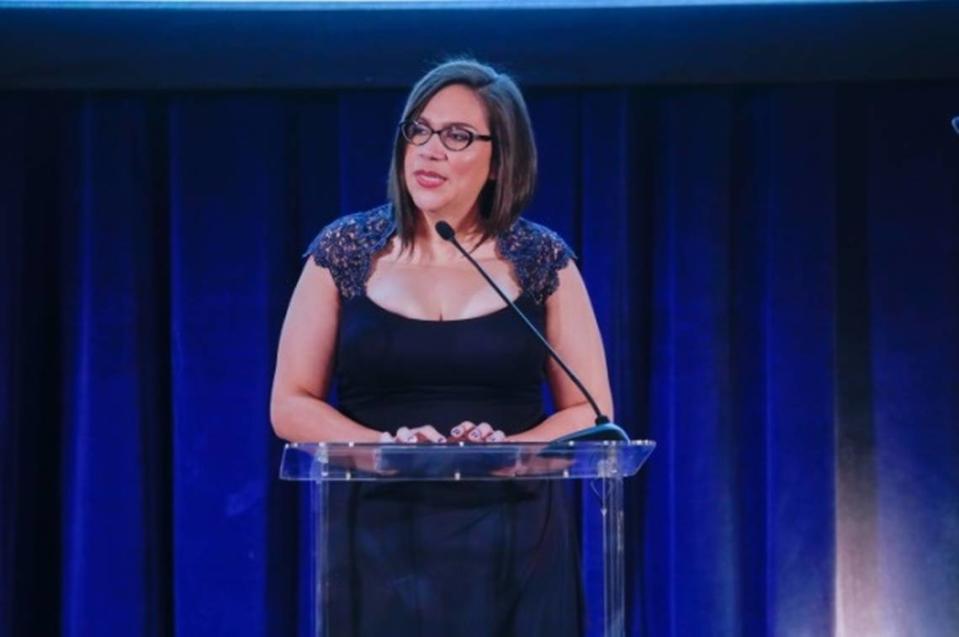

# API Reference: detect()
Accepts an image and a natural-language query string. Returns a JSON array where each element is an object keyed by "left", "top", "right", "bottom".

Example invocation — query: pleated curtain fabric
[{"left": 2, "top": 83, "right": 958, "bottom": 636}]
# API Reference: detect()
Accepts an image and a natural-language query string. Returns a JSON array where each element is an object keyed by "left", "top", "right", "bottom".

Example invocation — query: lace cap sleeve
[
  {"left": 303, "top": 204, "right": 395, "bottom": 299},
  {"left": 498, "top": 218, "right": 576, "bottom": 304}
]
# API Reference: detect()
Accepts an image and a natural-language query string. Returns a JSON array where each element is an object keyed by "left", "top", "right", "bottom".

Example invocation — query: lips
[{"left": 413, "top": 170, "right": 447, "bottom": 189}]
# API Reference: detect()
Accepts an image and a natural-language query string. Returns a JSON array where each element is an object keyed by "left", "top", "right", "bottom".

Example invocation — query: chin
[{"left": 409, "top": 191, "right": 451, "bottom": 214}]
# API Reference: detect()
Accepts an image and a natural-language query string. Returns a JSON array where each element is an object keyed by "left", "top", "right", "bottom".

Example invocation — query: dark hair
[{"left": 387, "top": 59, "right": 537, "bottom": 248}]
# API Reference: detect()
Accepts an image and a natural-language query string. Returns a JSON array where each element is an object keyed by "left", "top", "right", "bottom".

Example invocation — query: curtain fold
[{"left": 2, "top": 82, "right": 957, "bottom": 636}]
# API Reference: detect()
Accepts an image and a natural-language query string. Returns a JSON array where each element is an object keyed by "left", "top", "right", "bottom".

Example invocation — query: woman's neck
[{"left": 408, "top": 207, "right": 486, "bottom": 264}]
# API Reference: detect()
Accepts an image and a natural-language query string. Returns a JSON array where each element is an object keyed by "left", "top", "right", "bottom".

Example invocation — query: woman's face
[{"left": 403, "top": 84, "right": 493, "bottom": 223}]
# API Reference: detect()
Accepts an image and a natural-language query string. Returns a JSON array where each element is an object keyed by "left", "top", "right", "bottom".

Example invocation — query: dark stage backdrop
[{"left": 2, "top": 83, "right": 958, "bottom": 637}]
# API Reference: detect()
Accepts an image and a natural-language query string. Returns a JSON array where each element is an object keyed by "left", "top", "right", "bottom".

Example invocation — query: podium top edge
[{"left": 284, "top": 439, "right": 656, "bottom": 449}]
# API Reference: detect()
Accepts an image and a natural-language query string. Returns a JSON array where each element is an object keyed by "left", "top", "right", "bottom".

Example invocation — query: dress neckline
[
  {"left": 357, "top": 291, "right": 535, "bottom": 324},
  {"left": 305, "top": 205, "right": 573, "bottom": 304}
]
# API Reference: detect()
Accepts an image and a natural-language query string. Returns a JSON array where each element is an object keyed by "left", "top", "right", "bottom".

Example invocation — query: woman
[{"left": 271, "top": 59, "right": 613, "bottom": 636}]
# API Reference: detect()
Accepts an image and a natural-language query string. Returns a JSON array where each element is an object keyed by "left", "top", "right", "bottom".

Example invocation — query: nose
[{"left": 419, "top": 131, "right": 447, "bottom": 158}]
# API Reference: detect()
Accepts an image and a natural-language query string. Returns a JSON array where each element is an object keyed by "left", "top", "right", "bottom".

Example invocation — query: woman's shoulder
[
  {"left": 303, "top": 204, "right": 395, "bottom": 298},
  {"left": 499, "top": 217, "right": 576, "bottom": 304},
  {"left": 304, "top": 204, "right": 394, "bottom": 262}
]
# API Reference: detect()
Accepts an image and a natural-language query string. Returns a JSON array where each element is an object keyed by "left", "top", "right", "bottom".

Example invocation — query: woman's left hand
[{"left": 449, "top": 420, "right": 506, "bottom": 443}]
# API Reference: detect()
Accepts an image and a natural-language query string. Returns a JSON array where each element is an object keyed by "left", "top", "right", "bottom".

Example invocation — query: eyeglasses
[{"left": 400, "top": 120, "right": 493, "bottom": 152}]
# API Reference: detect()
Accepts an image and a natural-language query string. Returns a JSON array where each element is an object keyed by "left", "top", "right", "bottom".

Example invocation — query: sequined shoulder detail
[
  {"left": 304, "top": 204, "right": 395, "bottom": 299},
  {"left": 497, "top": 218, "right": 576, "bottom": 304}
]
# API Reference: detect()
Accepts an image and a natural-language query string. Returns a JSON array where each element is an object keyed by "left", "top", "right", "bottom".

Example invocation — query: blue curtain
[{"left": 2, "top": 83, "right": 958, "bottom": 636}]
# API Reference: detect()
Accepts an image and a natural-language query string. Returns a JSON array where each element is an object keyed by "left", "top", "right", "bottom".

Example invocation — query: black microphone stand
[{"left": 435, "top": 221, "right": 628, "bottom": 443}]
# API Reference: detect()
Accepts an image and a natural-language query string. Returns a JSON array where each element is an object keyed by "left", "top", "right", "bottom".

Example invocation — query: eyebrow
[{"left": 416, "top": 116, "right": 481, "bottom": 130}]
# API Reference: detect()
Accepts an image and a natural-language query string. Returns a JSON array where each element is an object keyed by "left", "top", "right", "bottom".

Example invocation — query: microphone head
[
  {"left": 435, "top": 221, "right": 455, "bottom": 241},
  {"left": 952, "top": 116, "right": 959, "bottom": 136}
]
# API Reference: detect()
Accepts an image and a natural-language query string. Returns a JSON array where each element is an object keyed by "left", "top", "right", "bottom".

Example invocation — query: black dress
[{"left": 307, "top": 205, "right": 583, "bottom": 637}]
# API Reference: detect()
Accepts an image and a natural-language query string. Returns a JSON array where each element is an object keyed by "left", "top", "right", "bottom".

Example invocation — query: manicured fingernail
[
  {"left": 469, "top": 430, "right": 481, "bottom": 440},
  {"left": 437, "top": 436, "right": 446, "bottom": 443},
  {"left": 451, "top": 426, "right": 462, "bottom": 436}
]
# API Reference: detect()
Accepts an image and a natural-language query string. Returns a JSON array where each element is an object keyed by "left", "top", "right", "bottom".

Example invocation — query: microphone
[{"left": 435, "top": 220, "right": 628, "bottom": 443}]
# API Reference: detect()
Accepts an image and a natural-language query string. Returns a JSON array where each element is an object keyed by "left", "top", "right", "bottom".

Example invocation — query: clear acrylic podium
[{"left": 280, "top": 439, "right": 655, "bottom": 637}]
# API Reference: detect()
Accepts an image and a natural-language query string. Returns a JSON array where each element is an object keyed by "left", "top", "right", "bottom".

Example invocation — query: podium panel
[{"left": 280, "top": 440, "right": 655, "bottom": 637}]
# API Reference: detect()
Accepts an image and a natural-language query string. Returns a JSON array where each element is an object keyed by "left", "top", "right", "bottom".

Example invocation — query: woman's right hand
[{"left": 380, "top": 425, "right": 447, "bottom": 444}]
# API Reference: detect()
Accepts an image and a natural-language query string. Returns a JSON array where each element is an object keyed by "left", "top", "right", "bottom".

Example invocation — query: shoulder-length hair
[{"left": 387, "top": 59, "right": 538, "bottom": 248}]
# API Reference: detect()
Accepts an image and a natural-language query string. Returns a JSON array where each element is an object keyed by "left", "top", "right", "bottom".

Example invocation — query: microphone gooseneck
[{"left": 434, "top": 220, "right": 614, "bottom": 430}]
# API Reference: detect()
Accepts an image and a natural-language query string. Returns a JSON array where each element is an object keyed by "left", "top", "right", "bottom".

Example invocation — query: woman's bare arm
[
  {"left": 270, "top": 260, "right": 384, "bottom": 443},
  {"left": 506, "top": 261, "right": 614, "bottom": 442}
]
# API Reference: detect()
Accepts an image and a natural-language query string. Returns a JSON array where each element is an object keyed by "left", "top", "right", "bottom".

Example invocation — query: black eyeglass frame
[{"left": 399, "top": 120, "right": 493, "bottom": 151}]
